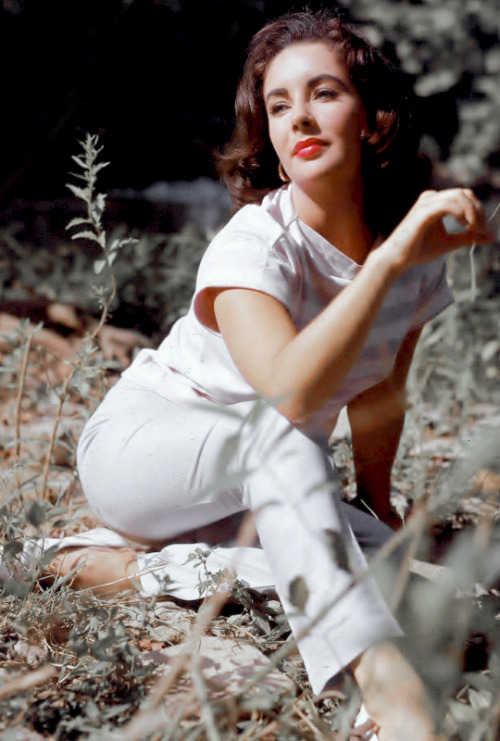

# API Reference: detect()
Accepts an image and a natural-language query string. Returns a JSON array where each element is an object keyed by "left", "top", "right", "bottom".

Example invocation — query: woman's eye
[
  {"left": 269, "top": 102, "right": 288, "bottom": 116},
  {"left": 315, "top": 88, "right": 338, "bottom": 100}
]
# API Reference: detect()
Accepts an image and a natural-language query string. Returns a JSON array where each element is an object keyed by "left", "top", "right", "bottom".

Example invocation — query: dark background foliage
[
  {"left": 0, "top": 0, "right": 315, "bottom": 199},
  {"left": 0, "top": 0, "right": 499, "bottom": 340},
  {"left": 0, "top": 7, "right": 499, "bottom": 736},
  {"left": 1, "top": 0, "right": 499, "bottom": 201}
]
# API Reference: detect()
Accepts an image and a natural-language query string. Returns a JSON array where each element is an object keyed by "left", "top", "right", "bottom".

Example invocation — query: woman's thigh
[
  {"left": 77, "top": 379, "right": 248, "bottom": 540},
  {"left": 77, "top": 379, "right": 396, "bottom": 558}
]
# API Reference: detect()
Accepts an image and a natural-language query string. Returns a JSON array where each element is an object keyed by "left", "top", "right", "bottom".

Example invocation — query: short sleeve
[
  {"left": 409, "top": 257, "right": 455, "bottom": 330},
  {"left": 193, "top": 216, "right": 296, "bottom": 332}
]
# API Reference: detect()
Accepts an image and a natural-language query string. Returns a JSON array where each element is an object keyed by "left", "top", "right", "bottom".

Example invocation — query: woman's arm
[
  {"left": 214, "top": 189, "right": 492, "bottom": 424},
  {"left": 214, "top": 246, "right": 397, "bottom": 423},
  {"left": 347, "top": 327, "right": 423, "bottom": 527}
]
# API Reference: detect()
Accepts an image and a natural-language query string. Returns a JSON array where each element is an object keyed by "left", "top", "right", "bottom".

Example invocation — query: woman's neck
[{"left": 291, "top": 180, "right": 375, "bottom": 265}]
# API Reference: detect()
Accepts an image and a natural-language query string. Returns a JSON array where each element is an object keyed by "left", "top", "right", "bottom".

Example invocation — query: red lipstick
[{"left": 293, "top": 138, "right": 327, "bottom": 157}]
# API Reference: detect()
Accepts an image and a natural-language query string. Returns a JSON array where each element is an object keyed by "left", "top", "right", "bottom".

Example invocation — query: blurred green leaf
[
  {"left": 26, "top": 500, "right": 45, "bottom": 527},
  {"left": 3, "top": 539, "right": 23, "bottom": 561},
  {"left": 289, "top": 575, "right": 309, "bottom": 611}
]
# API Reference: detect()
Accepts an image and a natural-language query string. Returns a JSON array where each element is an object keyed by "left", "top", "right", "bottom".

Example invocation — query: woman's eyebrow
[
  {"left": 265, "top": 74, "right": 349, "bottom": 104},
  {"left": 307, "top": 74, "right": 350, "bottom": 92},
  {"left": 265, "top": 87, "right": 288, "bottom": 104}
]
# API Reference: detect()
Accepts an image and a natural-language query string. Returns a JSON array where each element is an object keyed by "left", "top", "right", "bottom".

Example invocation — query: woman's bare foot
[
  {"left": 352, "top": 642, "right": 443, "bottom": 741},
  {"left": 43, "top": 546, "right": 140, "bottom": 595}
]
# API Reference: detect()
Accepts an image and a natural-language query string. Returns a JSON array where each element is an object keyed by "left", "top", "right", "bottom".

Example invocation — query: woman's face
[{"left": 262, "top": 41, "right": 368, "bottom": 192}]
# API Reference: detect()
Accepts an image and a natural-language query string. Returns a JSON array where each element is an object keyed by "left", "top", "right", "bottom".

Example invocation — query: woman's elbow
[
  {"left": 274, "top": 395, "right": 319, "bottom": 426},
  {"left": 259, "top": 377, "right": 327, "bottom": 425}
]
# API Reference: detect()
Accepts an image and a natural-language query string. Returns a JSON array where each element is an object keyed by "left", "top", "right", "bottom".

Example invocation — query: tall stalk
[{"left": 40, "top": 134, "right": 135, "bottom": 498}]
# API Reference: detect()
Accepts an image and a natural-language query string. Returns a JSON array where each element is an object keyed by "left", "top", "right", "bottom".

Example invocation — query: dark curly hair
[{"left": 217, "top": 10, "right": 429, "bottom": 236}]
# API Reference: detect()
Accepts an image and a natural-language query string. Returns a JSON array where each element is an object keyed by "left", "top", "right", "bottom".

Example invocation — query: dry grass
[{"left": 1, "top": 137, "right": 499, "bottom": 739}]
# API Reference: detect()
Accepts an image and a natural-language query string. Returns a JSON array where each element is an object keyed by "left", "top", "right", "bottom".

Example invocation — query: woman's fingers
[
  {"left": 456, "top": 188, "right": 480, "bottom": 228},
  {"left": 457, "top": 190, "right": 492, "bottom": 237},
  {"left": 418, "top": 188, "right": 486, "bottom": 230},
  {"left": 443, "top": 224, "right": 494, "bottom": 251},
  {"left": 43, "top": 546, "right": 139, "bottom": 594},
  {"left": 387, "top": 188, "right": 495, "bottom": 268}
]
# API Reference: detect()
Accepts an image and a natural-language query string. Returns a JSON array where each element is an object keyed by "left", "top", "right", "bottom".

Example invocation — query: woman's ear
[{"left": 278, "top": 162, "right": 291, "bottom": 183}]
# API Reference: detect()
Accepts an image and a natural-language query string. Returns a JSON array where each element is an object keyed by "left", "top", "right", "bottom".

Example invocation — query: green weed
[{"left": 0, "top": 135, "right": 499, "bottom": 739}]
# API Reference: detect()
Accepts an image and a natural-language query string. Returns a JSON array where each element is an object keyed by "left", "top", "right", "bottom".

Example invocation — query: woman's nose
[{"left": 291, "top": 105, "right": 314, "bottom": 130}]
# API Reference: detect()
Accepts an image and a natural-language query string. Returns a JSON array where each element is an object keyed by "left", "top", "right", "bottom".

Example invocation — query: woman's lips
[{"left": 293, "top": 138, "right": 327, "bottom": 157}]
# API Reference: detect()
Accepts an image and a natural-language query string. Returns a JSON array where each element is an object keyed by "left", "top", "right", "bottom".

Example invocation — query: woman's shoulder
[{"left": 210, "top": 186, "right": 294, "bottom": 250}]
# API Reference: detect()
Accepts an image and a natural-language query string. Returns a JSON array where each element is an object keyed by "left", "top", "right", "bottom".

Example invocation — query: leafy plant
[
  {"left": 341, "top": 0, "right": 500, "bottom": 186},
  {"left": 1, "top": 127, "right": 499, "bottom": 739}
]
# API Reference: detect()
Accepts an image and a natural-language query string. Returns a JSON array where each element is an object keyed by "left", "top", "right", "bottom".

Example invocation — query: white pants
[{"left": 77, "top": 377, "right": 402, "bottom": 694}]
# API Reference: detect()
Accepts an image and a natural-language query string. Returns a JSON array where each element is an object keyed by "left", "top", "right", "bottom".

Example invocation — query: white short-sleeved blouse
[{"left": 123, "top": 186, "right": 454, "bottom": 437}]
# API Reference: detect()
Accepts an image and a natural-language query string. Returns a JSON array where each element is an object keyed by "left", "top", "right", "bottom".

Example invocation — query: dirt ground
[{"left": 1, "top": 296, "right": 499, "bottom": 739}]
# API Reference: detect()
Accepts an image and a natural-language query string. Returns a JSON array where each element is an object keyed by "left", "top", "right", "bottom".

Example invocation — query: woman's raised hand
[{"left": 380, "top": 188, "right": 494, "bottom": 274}]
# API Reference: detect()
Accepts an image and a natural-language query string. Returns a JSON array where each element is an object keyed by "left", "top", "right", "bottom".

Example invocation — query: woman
[{"left": 48, "top": 10, "right": 492, "bottom": 740}]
